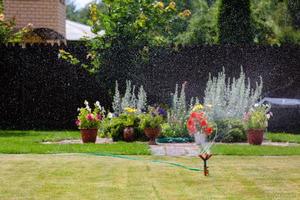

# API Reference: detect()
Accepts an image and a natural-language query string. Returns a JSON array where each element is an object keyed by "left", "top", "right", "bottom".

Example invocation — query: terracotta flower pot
[
  {"left": 144, "top": 128, "right": 161, "bottom": 145},
  {"left": 80, "top": 129, "right": 98, "bottom": 143},
  {"left": 123, "top": 126, "right": 135, "bottom": 142},
  {"left": 247, "top": 129, "right": 264, "bottom": 145}
]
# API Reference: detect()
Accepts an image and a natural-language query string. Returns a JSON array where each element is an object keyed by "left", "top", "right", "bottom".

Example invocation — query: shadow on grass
[{"left": 0, "top": 131, "right": 37, "bottom": 137}]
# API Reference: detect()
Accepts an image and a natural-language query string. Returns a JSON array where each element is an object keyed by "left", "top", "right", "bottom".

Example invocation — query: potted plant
[
  {"left": 122, "top": 107, "right": 138, "bottom": 142},
  {"left": 243, "top": 104, "right": 272, "bottom": 145},
  {"left": 140, "top": 113, "right": 164, "bottom": 145},
  {"left": 76, "top": 100, "right": 105, "bottom": 143}
]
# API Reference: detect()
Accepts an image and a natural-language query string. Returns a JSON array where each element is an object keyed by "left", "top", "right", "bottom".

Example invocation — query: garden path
[{"left": 151, "top": 142, "right": 300, "bottom": 156}]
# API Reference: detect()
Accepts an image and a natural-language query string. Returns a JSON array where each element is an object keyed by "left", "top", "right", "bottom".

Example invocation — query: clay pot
[
  {"left": 247, "top": 129, "right": 264, "bottom": 145},
  {"left": 123, "top": 126, "right": 135, "bottom": 142},
  {"left": 144, "top": 128, "right": 161, "bottom": 145},
  {"left": 80, "top": 129, "right": 98, "bottom": 143}
]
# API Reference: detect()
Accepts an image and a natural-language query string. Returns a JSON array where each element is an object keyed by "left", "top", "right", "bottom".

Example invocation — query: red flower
[
  {"left": 187, "top": 117, "right": 196, "bottom": 134},
  {"left": 204, "top": 127, "right": 213, "bottom": 135},
  {"left": 200, "top": 119, "right": 208, "bottom": 127},
  {"left": 191, "top": 112, "right": 204, "bottom": 121}
]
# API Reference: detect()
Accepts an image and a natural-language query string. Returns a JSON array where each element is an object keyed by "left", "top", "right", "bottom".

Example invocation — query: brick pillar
[{"left": 4, "top": 0, "right": 66, "bottom": 37}]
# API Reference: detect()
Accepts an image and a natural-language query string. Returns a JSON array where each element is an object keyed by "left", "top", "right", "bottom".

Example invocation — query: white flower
[
  {"left": 254, "top": 103, "right": 259, "bottom": 107},
  {"left": 77, "top": 108, "right": 80, "bottom": 111},
  {"left": 95, "top": 101, "right": 100, "bottom": 108},
  {"left": 266, "top": 114, "right": 270, "bottom": 119},
  {"left": 85, "top": 103, "right": 91, "bottom": 112},
  {"left": 107, "top": 112, "right": 113, "bottom": 119}
]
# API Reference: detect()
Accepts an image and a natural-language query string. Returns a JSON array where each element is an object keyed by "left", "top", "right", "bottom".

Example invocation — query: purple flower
[{"left": 157, "top": 107, "right": 167, "bottom": 117}]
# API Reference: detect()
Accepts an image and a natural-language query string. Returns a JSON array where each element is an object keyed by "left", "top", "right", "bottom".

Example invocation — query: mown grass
[
  {"left": 0, "top": 130, "right": 299, "bottom": 155},
  {"left": 212, "top": 143, "right": 300, "bottom": 156},
  {"left": 266, "top": 132, "right": 300, "bottom": 144},
  {"left": 0, "top": 130, "right": 150, "bottom": 155},
  {"left": 0, "top": 154, "right": 299, "bottom": 199}
]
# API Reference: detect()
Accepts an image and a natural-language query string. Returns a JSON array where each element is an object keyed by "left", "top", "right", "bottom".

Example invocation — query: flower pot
[
  {"left": 80, "top": 129, "right": 98, "bottom": 143},
  {"left": 123, "top": 127, "right": 135, "bottom": 142},
  {"left": 144, "top": 128, "right": 161, "bottom": 145},
  {"left": 194, "top": 132, "right": 207, "bottom": 146},
  {"left": 247, "top": 129, "right": 264, "bottom": 145}
]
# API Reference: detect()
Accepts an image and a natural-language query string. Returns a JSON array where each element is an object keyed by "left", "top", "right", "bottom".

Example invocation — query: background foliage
[
  {"left": 65, "top": 0, "right": 300, "bottom": 46},
  {"left": 218, "top": 0, "right": 253, "bottom": 44}
]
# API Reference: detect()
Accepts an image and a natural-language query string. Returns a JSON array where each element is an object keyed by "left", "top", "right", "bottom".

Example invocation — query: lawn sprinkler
[
  {"left": 194, "top": 132, "right": 215, "bottom": 176},
  {"left": 186, "top": 104, "right": 217, "bottom": 176},
  {"left": 199, "top": 153, "right": 212, "bottom": 176}
]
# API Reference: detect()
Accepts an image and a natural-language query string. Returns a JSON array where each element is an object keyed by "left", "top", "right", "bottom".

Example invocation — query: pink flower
[
  {"left": 243, "top": 112, "right": 250, "bottom": 121},
  {"left": 97, "top": 114, "right": 103, "bottom": 121},
  {"left": 75, "top": 119, "right": 81, "bottom": 126},
  {"left": 86, "top": 113, "right": 95, "bottom": 121}
]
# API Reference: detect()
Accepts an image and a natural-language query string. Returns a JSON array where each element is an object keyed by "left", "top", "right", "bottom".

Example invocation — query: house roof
[{"left": 66, "top": 20, "right": 104, "bottom": 41}]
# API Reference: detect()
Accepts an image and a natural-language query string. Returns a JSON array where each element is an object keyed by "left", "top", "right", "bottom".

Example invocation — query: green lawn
[
  {"left": 0, "top": 154, "right": 299, "bottom": 200},
  {"left": 0, "top": 130, "right": 150, "bottom": 155},
  {"left": 0, "top": 130, "right": 300, "bottom": 155},
  {"left": 267, "top": 132, "right": 300, "bottom": 144}
]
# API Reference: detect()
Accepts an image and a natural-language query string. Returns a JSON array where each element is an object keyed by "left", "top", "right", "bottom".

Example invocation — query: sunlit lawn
[
  {"left": 0, "top": 130, "right": 300, "bottom": 155},
  {"left": 0, "top": 154, "right": 299, "bottom": 200}
]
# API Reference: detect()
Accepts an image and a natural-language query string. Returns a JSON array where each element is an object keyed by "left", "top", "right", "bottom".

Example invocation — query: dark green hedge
[{"left": 0, "top": 42, "right": 299, "bottom": 132}]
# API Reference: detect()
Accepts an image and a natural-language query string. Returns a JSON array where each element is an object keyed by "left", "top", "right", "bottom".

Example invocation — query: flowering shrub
[
  {"left": 186, "top": 104, "right": 214, "bottom": 136},
  {"left": 139, "top": 106, "right": 166, "bottom": 130},
  {"left": 0, "top": 13, "right": 31, "bottom": 43},
  {"left": 76, "top": 100, "right": 105, "bottom": 129},
  {"left": 243, "top": 104, "right": 272, "bottom": 130},
  {"left": 204, "top": 67, "right": 263, "bottom": 121},
  {"left": 60, "top": 0, "right": 191, "bottom": 73},
  {"left": 165, "top": 82, "right": 190, "bottom": 137},
  {"left": 113, "top": 80, "right": 148, "bottom": 115}
]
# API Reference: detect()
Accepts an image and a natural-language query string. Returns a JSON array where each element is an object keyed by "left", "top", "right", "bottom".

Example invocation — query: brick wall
[{"left": 4, "top": 0, "right": 66, "bottom": 37}]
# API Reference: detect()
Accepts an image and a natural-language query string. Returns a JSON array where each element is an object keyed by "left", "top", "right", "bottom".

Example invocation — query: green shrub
[
  {"left": 213, "top": 118, "right": 246, "bottom": 143},
  {"left": 100, "top": 114, "right": 143, "bottom": 141},
  {"left": 139, "top": 114, "right": 164, "bottom": 130},
  {"left": 161, "top": 122, "right": 189, "bottom": 138}
]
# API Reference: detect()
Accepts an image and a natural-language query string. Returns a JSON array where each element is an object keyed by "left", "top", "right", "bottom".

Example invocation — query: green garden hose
[{"left": 85, "top": 153, "right": 201, "bottom": 172}]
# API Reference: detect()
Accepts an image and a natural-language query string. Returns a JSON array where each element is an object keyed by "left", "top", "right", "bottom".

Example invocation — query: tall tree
[
  {"left": 288, "top": 0, "right": 300, "bottom": 29},
  {"left": 218, "top": 0, "right": 253, "bottom": 43},
  {"left": 0, "top": 0, "right": 3, "bottom": 13},
  {"left": 66, "top": 1, "right": 91, "bottom": 25}
]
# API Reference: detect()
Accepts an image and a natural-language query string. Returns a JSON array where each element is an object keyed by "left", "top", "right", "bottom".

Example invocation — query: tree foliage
[
  {"left": 218, "top": 0, "right": 253, "bottom": 44},
  {"left": 62, "top": 0, "right": 190, "bottom": 73},
  {"left": 288, "top": 0, "right": 300, "bottom": 29},
  {"left": 251, "top": 0, "right": 300, "bottom": 45},
  {"left": 176, "top": 0, "right": 220, "bottom": 45},
  {"left": 66, "top": 0, "right": 103, "bottom": 25}
]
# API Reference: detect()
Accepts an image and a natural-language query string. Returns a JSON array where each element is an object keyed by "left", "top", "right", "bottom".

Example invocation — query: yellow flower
[
  {"left": 0, "top": 14, "right": 4, "bottom": 21},
  {"left": 179, "top": 9, "right": 191, "bottom": 17},
  {"left": 124, "top": 107, "right": 137, "bottom": 113},
  {"left": 154, "top": 1, "right": 164, "bottom": 9},
  {"left": 168, "top": 1, "right": 176, "bottom": 10},
  {"left": 192, "top": 104, "right": 204, "bottom": 112}
]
